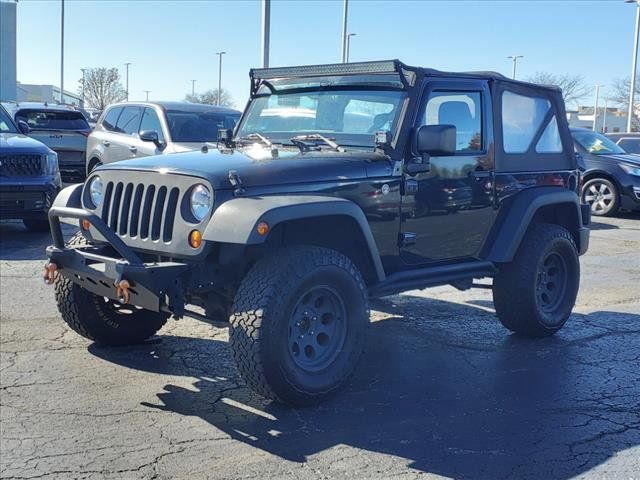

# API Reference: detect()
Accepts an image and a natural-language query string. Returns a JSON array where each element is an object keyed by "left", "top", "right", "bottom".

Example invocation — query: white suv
[{"left": 85, "top": 101, "right": 241, "bottom": 174}]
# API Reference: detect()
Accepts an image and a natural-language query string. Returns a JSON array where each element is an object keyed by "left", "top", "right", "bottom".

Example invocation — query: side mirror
[
  {"left": 416, "top": 124, "right": 456, "bottom": 156},
  {"left": 18, "top": 120, "right": 30, "bottom": 135},
  {"left": 139, "top": 130, "right": 164, "bottom": 149}
]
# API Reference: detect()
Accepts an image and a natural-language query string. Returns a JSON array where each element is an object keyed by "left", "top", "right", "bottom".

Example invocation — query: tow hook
[
  {"left": 115, "top": 279, "right": 131, "bottom": 304},
  {"left": 43, "top": 262, "right": 58, "bottom": 285}
]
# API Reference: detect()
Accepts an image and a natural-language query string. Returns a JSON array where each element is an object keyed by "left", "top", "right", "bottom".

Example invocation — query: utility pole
[
  {"left": 261, "top": 0, "right": 270, "bottom": 68},
  {"left": 507, "top": 55, "right": 523, "bottom": 80},
  {"left": 216, "top": 51, "right": 226, "bottom": 105},
  {"left": 626, "top": 0, "right": 640, "bottom": 132},
  {"left": 191, "top": 79, "right": 196, "bottom": 97},
  {"left": 144, "top": 90, "right": 150, "bottom": 101},
  {"left": 341, "top": 0, "right": 349, "bottom": 63},
  {"left": 124, "top": 62, "right": 132, "bottom": 101},
  {"left": 592, "top": 84, "right": 603, "bottom": 132},
  {"left": 60, "top": 0, "right": 65, "bottom": 102},
  {"left": 80, "top": 68, "right": 87, "bottom": 107},
  {"left": 345, "top": 33, "right": 357, "bottom": 63}
]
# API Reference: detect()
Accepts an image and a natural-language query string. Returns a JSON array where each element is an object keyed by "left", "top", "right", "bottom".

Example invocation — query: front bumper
[
  {"left": 0, "top": 182, "right": 59, "bottom": 220},
  {"left": 46, "top": 206, "right": 189, "bottom": 313}
]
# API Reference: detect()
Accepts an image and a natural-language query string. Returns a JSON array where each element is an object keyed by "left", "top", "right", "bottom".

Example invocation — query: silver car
[
  {"left": 86, "top": 101, "right": 241, "bottom": 174},
  {"left": 2, "top": 102, "right": 91, "bottom": 182}
]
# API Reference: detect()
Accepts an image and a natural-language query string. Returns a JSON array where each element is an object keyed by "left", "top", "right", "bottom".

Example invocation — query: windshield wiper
[
  {"left": 290, "top": 134, "right": 345, "bottom": 153},
  {"left": 235, "top": 132, "right": 279, "bottom": 157}
]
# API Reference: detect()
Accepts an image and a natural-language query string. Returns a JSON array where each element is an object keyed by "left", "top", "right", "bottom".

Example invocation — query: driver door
[{"left": 400, "top": 79, "right": 497, "bottom": 265}]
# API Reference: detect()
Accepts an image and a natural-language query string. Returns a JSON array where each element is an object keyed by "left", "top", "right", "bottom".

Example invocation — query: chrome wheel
[
  {"left": 583, "top": 179, "right": 616, "bottom": 215},
  {"left": 288, "top": 286, "right": 347, "bottom": 373}
]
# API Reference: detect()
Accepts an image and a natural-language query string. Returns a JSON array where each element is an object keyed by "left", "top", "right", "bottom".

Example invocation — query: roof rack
[{"left": 249, "top": 59, "right": 418, "bottom": 95}]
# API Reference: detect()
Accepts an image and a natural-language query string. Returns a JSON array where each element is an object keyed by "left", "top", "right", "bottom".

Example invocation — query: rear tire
[
  {"left": 582, "top": 178, "right": 619, "bottom": 217},
  {"left": 54, "top": 233, "right": 167, "bottom": 346},
  {"left": 23, "top": 216, "right": 50, "bottom": 232},
  {"left": 493, "top": 223, "right": 580, "bottom": 337},
  {"left": 229, "top": 246, "right": 369, "bottom": 406}
]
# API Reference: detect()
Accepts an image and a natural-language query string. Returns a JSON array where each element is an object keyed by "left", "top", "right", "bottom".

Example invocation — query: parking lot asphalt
[{"left": 1, "top": 213, "right": 639, "bottom": 480}]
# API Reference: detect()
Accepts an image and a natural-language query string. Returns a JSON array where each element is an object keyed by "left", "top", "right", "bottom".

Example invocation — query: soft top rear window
[{"left": 16, "top": 109, "right": 90, "bottom": 131}]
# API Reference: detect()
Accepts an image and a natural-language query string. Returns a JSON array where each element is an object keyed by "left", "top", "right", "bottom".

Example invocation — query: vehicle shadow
[
  {"left": 0, "top": 220, "right": 74, "bottom": 260},
  {"left": 89, "top": 296, "right": 640, "bottom": 479}
]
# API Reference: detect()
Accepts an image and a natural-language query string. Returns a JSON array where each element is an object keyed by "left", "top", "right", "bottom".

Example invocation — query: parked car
[
  {"left": 571, "top": 128, "right": 640, "bottom": 216},
  {"left": 46, "top": 60, "right": 590, "bottom": 406},
  {"left": 2, "top": 102, "right": 91, "bottom": 183},
  {"left": 606, "top": 132, "right": 640, "bottom": 154},
  {"left": 0, "top": 104, "right": 61, "bottom": 231},
  {"left": 85, "top": 102, "right": 241, "bottom": 174}
]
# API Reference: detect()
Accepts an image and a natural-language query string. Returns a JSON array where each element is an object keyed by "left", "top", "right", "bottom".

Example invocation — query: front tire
[
  {"left": 493, "top": 223, "right": 580, "bottom": 337},
  {"left": 54, "top": 233, "right": 167, "bottom": 346},
  {"left": 229, "top": 246, "right": 369, "bottom": 406},
  {"left": 582, "top": 178, "right": 619, "bottom": 217}
]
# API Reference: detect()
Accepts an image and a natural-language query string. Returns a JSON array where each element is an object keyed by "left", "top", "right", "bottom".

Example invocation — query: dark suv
[
  {"left": 44, "top": 61, "right": 590, "bottom": 406},
  {"left": 0, "top": 104, "right": 61, "bottom": 231}
]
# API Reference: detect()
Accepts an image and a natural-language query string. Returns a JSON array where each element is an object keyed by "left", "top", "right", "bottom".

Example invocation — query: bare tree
[
  {"left": 185, "top": 88, "right": 234, "bottom": 108},
  {"left": 609, "top": 77, "right": 640, "bottom": 131},
  {"left": 78, "top": 68, "right": 127, "bottom": 110},
  {"left": 525, "top": 72, "right": 590, "bottom": 107}
]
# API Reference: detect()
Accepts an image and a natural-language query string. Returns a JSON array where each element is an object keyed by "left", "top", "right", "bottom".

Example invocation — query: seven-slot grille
[
  {"left": 0, "top": 154, "right": 43, "bottom": 176},
  {"left": 99, "top": 180, "right": 180, "bottom": 243}
]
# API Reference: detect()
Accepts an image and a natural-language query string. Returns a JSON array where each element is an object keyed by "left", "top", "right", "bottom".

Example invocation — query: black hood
[
  {"left": 599, "top": 153, "right": 640, "bottom": 166},
  {"left": 99, "top": 147, "right": 388, "bottom": 189}
]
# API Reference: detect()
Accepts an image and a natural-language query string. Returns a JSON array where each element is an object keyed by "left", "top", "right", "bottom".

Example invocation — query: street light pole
[
  {"left": 216, "top": 51, "right": 226, "bottom": 105},
  {"left": 507, "top": 55, "right": 523, "bottom": 80},
  {"left": 191, "top": 79, "right": 196, "bottom": 97},
  {"left": 593, "top": 84, "right": 603, "bottom": 132},
  {"left": 124, "top": 62, "right": 131, "bottom": 101},
  {"left": 626, "top": 0, "right": 640, "bottom": 132},
  {"left": 345, "top": 33, "right": 356, "bottom": 63},
  {"left": 603, "top": 99, "right": 608, "bottom": 133},
  {"left": 341, "top": 0, "right": 349, "bottom": 63},
  {"left": 144, "top": 90, "right": 150, "bottom": 101},
  {"left": 261, "top": 0, "right": 270, "bottom": 68},
  {"left": 60, "top": 0, "right": 65, "bottom": 102},
  {"left": 80, "top": 68, "right": 86, "bottom": 107}
]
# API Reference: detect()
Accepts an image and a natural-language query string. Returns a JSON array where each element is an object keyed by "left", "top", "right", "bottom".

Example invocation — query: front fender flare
[
  {"left": 51, "top": 183, "right": 83, "bottom": 226},
  {"left": 203, "top": 195, "right": 386, "bottom": 281}
]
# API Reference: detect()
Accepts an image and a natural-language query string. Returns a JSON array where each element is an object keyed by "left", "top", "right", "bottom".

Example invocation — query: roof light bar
[{"left": 250, "top": 60, "right": 405, "bottom": 81}]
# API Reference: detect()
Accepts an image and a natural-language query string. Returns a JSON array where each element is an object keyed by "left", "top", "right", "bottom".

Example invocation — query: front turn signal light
[
  {"left": 81, "top": 219, "right": 91, "bottom": 231},
  {"left": 189, "top": 229, "right": 202, "bottom": 248},
  {"left": 256, "top": 221, "right": 269, "bottom": 236}
]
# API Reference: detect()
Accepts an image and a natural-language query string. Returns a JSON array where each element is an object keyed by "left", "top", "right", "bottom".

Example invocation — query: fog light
[
  {"left": 256, "top": 221, "right": 269, "bottom": 236},
  {"left": 189, "top": 229, "right": 202, "bottom": 248},
  {"left": 81, "top": 219, "right": 91, "bottom": 231}
]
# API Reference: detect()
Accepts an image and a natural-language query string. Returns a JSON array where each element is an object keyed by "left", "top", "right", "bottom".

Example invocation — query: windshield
[
  {"left": 572, "top": 130, "right": 626, "bottom": 155},
  {"left": 0, "top": 107, "right": 18, "bottom": 133},
  {"left": 15, "top": 109, "right": 90, "bottom": 131},
  {"left": 237, "top": 89, "right": 407, "bottom": 148},
  {"left": 166, "top": 110, "right": 240, "bottom": 142}
]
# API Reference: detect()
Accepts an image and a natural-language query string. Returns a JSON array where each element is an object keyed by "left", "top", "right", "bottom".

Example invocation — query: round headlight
[
  {"left": 190, "top": 184, "right": 212, "bottom": 221},
  {"left": 89, "top": 176, "right": 103, "bottom": 207}
]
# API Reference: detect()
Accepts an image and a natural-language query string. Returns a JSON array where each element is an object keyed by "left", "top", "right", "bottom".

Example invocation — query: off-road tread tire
[
  {"left": 493, "top": 223, "right": 579, "bottom": 338},
  {"left": 229, "top": 245, "right": 369, "bottom": 406},
  {"left": 54, "top": 232, "right": 167, "bottom": 345}
]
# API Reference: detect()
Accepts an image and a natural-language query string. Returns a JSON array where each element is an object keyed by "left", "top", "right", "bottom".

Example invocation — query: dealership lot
[{"left": 1, "top": 214, "right": 639, "bottom": 480}]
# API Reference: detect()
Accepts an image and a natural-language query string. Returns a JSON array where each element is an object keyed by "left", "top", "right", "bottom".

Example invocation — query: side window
[
  {"left": 139, "top": 108, "right": 165, "bottom": 142},
  {"left": 535, "top": 116, "right": 563, "bottom": 153},
  {"left": 502, "top": 91, "right": 550, "bottom": 153},
  {"left": 102, "top": 107, "right": 122, "bottom": 132},
  {"left": 115, "top": 106, "right": 142, "bottom": 135},
  {"left": 421, "top": 91, "right": 482, "bottom": 153}
]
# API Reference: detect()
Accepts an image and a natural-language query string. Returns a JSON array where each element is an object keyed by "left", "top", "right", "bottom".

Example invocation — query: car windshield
[
  {"left": 166, "top": 110, "right": 240, "bottom": 142},
  {"left": 572, "top": 130, "right": 626, "bottom": 155},
  {"left": 236, "top": 88, "right": 407, "bottom": 148},
  {"left": 0, "top": 107, "right": 18, "bottom": 133},
  {"left": 15, "top": 109, "right": 90, "bottom": 131}
]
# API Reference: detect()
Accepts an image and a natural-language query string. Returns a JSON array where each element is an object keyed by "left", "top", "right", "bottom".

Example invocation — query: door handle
[
  {"left": 102, "top": 141, "right": 110, "bottom": 147},
  {"left": 129, "top": 146, "right": 137, "bottom": 153},
  {"left": 471, "top": 171, "right": 492, "bottom": 181}
]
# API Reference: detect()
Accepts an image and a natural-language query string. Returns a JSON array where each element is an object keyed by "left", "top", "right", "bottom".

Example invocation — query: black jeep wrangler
[{"left": 45, "top": 61, "right": 590, "bottom": 406}]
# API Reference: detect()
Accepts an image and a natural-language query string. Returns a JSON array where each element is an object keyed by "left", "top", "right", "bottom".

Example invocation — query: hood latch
[{"left": 228, "top": 170, "right": 245, "bottom": 196}]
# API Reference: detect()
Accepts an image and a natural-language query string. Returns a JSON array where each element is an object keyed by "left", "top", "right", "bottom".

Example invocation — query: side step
[{"left": 368, "top": 260, "right": 497, "bottom": 298}]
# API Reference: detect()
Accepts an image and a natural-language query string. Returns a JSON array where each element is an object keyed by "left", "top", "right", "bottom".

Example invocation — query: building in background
[
  {"left": 0, "top": 0, "right": 18, "bottom": 101},
  {"left": 566, "top": 106, "right": 628, "bottom": 133},
  {"left": 16, "top": 83, "right": 83, "bottom": 106}
]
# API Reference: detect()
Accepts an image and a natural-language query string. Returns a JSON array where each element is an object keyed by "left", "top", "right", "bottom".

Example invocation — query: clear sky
[{"left": 14, "top": 0, "right": 636, "bottom": 109}]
